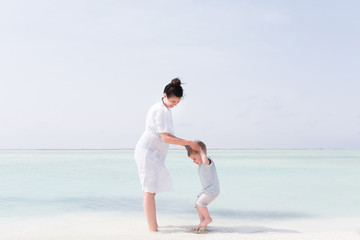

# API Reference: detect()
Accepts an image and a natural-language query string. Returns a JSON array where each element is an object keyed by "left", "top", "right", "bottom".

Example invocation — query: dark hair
[{"left": 163, "top": 78, "right": 183, "bottom": 98}]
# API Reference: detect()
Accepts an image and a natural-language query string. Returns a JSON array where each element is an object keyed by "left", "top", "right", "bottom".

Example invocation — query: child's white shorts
[{"left": 195, "top": 193, "right": 219, "bottom": 207}]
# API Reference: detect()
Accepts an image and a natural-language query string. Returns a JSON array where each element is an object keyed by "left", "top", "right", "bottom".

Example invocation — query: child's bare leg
[
  {"left": 143, "top": 192, "right": 158, "bottom": 232},
  {"left": 196, "top": 206, "right": 205, "bottom": 223},
  {"left": 193, "top": 206, "right": 205, "bottom": 230},
  {"left": 196, "top": 205, "right": 212, "bottom": 228}
]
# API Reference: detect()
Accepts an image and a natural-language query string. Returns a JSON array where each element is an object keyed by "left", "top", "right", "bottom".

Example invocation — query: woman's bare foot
[{"left": 149, "top": 227, "right": 158, "bottom": 232}]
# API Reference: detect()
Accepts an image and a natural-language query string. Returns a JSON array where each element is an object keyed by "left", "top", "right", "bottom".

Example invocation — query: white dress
[{"left": 134, "top": 101, "right": 174, "bottom": 193}]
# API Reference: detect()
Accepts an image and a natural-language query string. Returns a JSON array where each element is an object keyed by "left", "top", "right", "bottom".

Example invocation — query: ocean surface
[{"left": 1, "top": 149, "right": 360, "bottom": 220}]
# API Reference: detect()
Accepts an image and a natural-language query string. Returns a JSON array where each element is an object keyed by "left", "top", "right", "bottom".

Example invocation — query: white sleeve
[{"left": 154, "top": 108, "right": 172, "bottom": 133}]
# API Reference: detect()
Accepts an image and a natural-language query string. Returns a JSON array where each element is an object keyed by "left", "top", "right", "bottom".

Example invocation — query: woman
[{"left": 134, "top": 78, "right": 200, "bottom": 232}]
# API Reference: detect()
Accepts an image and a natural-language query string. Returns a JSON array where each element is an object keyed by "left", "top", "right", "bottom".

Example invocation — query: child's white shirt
[{"left": 198, "top": 157, "right": 220, "bottom": 196}]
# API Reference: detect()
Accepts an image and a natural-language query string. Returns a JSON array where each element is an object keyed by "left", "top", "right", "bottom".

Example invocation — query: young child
[{"left": 186, "top": 141, "right": 220, "bottom": 232}]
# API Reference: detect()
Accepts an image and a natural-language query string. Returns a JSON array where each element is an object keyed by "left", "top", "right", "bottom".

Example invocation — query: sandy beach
[
  {"left": 1, "top": 212, "right": 359, "bottom": 240},
  {"left": 2, "top": 150, "right": 359, "bottom": 240}
]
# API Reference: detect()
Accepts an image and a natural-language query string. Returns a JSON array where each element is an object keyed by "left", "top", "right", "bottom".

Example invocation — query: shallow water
[{"left": 1, "top": 149, "right": 359, "bottom": 219}]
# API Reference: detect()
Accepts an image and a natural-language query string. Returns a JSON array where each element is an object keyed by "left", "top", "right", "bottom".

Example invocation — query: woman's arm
[{"left": 159, "top": 133, "right": 200, "bottom": 152}]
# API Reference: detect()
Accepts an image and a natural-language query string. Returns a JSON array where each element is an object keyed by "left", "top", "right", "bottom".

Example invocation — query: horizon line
[{"left": 0, "top": 148, "right": 359, "bottom": 151}]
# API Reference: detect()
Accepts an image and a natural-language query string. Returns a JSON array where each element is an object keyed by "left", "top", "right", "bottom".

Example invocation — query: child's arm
[{"left": 199, "top": 148, "right": 210, "bottom": 165}]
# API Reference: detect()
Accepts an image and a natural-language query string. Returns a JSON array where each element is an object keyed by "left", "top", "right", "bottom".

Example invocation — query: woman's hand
[
  {"left": 189, "top": 141, "right": 201, "bottom": 152},
  {"left": 160, "top": 133, "right": 202, "bottom": 152}
]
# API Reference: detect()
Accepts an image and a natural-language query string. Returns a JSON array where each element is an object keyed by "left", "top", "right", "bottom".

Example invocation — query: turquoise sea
[{"left": 1, "top": 149, "right": 360, "bottom": 220}]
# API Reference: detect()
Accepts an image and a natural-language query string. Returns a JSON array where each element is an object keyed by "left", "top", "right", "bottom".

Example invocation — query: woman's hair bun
[
  {"left": 163, "top": 77, "right": 183, "bottom": 98},
  {"left": 171, "top": 78, "right": 181, "bottom": 86}
]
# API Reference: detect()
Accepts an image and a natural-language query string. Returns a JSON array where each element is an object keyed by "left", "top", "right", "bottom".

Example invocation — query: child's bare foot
[
  {"left": 193, "top": 217, "right": 212, "bottom": 232},
  {"left": 192, "top": 226, "right": 206, "bottom": 233},
  {"left": 198, "top": 217, "right": 212, "bottom": 228},
  {"left": 196, "top": 227, "right": 206, "bottom": 234}
]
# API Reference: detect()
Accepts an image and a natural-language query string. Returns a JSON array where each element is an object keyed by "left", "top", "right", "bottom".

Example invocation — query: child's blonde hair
[{"left": 187, "top": 140, "right": 207, "bottom": 157}]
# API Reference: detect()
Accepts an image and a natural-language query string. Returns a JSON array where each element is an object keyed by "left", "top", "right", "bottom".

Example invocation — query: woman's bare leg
[{"left": 143, "top": 192, "right": 158, "bottom": 232}]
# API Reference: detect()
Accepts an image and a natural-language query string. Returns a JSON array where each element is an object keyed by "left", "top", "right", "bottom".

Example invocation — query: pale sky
[{"left": 1, "top": 0, "right": 359, "bottom": 149}]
